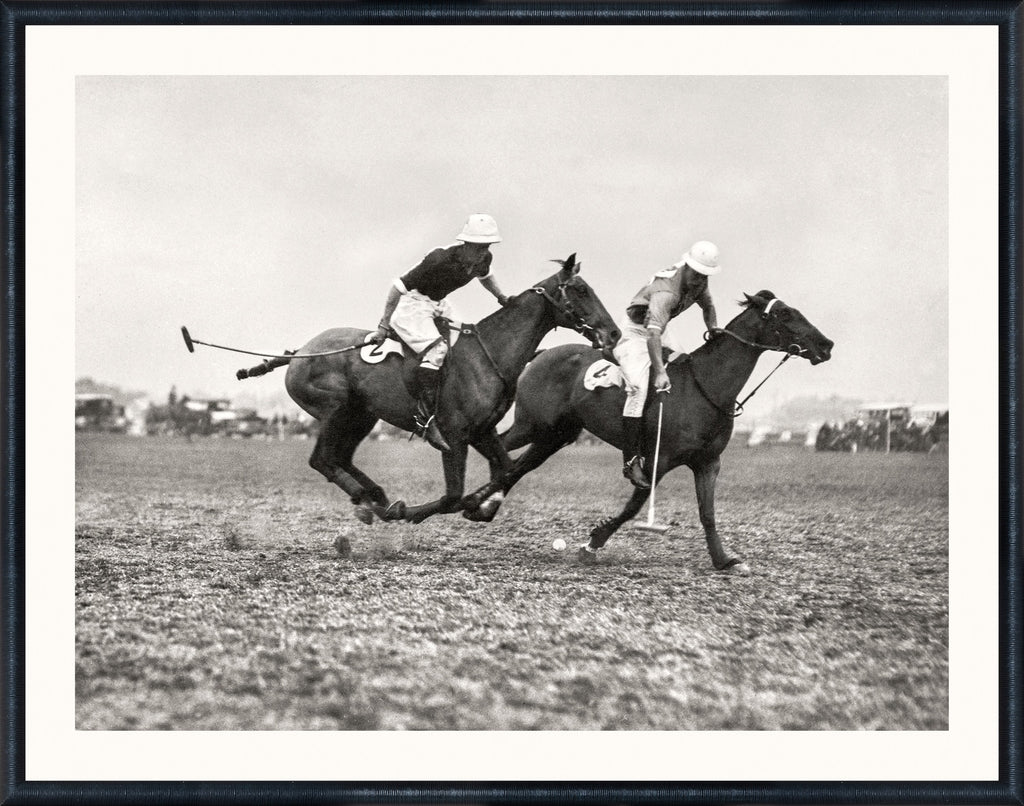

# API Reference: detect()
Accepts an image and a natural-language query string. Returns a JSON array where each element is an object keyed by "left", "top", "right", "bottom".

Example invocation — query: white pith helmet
[
  {"left": 676, "top": 240, "right": 721, "bottom": 276},
  {"left": 458, "top": 214, "right": 502, "bottom": 244}
]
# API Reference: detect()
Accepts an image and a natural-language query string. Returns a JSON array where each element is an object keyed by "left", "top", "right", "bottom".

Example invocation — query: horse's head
[
  {"left": 534, "top": 253, "right": 620, "bottom": 359},
  {"left": 734, "top": 290, "right": 833, "bottom": 364}
]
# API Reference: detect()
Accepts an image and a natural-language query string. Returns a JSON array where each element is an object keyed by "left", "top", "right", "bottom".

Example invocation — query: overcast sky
[{"left": 76, "top": 75, "right": 947, "bottom": 415}]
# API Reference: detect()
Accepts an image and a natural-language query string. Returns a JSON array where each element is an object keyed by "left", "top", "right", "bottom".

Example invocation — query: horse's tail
[{"left": 236, "top": 352, "right": 295, "bottom": 381}]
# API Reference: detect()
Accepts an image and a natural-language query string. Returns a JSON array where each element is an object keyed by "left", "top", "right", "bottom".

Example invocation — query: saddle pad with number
[
  {"left": 359, "top": 339, "right": 405, "bottom": 364},
  {"left": 583, "top": 359, "right": 623, "bottom": 390},
  {"left": 359, "top": 319, "right": 463, "bottom": 365}
]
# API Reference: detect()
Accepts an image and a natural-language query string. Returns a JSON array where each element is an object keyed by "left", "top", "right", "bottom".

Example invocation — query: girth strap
[{"left": 456, "top": 323, "right": 515, "bottom": 399}]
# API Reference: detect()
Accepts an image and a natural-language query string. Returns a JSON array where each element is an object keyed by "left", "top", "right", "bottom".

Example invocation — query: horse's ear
[
  {"left": 743, "top": 291, "right": 775, "bottom": 309},
  {"left": 556, "top": 253, "right": 579, "bottom": 281}
]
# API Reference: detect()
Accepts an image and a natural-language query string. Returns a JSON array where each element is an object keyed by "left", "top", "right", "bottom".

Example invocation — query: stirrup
[
  {"left": 622, "top": 456, "right": 650, "bottom": 489},
  {"left": 415, "top": 412, "right": 450, "bottom": 452}
]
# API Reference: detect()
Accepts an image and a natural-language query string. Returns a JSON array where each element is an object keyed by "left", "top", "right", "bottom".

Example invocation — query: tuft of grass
[
  {"left": 223, "top": 528, "right": 244, "bottom": 552},
  {"left": 333, "top": 534, "right": 352, "bottom": 558}
]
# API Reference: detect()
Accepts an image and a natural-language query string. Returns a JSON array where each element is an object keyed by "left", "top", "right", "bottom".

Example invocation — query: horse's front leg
[
  {"left": 392, "top": 443, "right": 469, "bottom": 524},
  {"left": 575, "top": 485, "right": 651, "bottom": 562},
  {"left": 692, "top": 457, "right": 745, "bottom": 572},
  {"left": 460, "top": 429, "right": 515, "bottom": 520}
]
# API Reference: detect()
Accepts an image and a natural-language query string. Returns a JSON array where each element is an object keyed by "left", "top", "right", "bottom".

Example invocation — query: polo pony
[
  {"left": 237, "top": 255, "right": 620, "bottom": 525},
  {"left": 460, "top": 290, "right": 833, "bottom": 571}
]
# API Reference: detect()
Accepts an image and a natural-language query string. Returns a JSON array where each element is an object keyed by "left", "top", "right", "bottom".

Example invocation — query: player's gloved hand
[
  {"left": 497, "top": 294, "right": 510, "bottom": 307},
  {"left": 365, "top": 327, "right": 389, "bottom": 345},
  {"left": 653, "top": 369, "right": 672, "bottom": 393}
]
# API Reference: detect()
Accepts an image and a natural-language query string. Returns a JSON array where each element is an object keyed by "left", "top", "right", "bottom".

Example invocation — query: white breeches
[
  {"left": 390, "top": 291, "right": 456, "bottom": 367},
  {"left": 612, "top": 320, "right": 651, "bottom": 418}
]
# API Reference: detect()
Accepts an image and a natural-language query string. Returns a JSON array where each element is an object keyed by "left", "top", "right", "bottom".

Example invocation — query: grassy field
[{"left": 75, "top": 434, "right": 948, "bottom": 730}]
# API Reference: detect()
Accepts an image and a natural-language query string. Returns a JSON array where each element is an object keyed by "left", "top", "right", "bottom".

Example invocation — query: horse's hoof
[
  {"left": 577, "top": 545, "right": 599, "bottom": 564},
  {"left": 462, "top": 507, "right": 495, "bottom": 523},
  {"left": 460, "top": 493, "right": 484, "bottom": 511},
  {"left": 477, "top": 491, "right": 504, "bottom": 519},
  {"left": 718, "top": 559, "right": 750, "bottom": 575},
  {"left": 353, "top": 506, "right": 374, "bottom": 525},
  {"left": 384, "top": 501, "right": 406, "bottom": 521},
  {"left": 408, "top": 509, "right": 430, "bottom": 525}
]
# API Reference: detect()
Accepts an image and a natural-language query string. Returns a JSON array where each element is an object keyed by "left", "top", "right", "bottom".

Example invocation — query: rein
[{"left": 691, "top": 324, "right": 802, "bottom": 418}]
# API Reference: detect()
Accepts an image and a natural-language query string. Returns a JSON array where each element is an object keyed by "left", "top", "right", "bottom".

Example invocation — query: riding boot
[
  {"left": 413, "top": 366, "right": 451, "bottom": 452},
  {"left": 621, "top": 416, "right": 650, "bottom": 489}
]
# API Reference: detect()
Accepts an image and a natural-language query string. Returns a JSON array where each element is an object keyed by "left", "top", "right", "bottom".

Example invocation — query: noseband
[{"left": 532, "top": 282, "right": 601, "bottom": 346}]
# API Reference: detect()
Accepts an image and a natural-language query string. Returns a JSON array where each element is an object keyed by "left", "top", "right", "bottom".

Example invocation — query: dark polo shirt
[{"left": 399, "top": 243, "right": 493, "bottom": 301}]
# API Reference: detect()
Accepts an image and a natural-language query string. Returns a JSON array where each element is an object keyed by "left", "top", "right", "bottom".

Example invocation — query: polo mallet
[
  {"left": 180, "top": 326, "right": 360, "bottom": 359},
  {"left": 634, "top": 389, "right": 670, "bottom": 534}
]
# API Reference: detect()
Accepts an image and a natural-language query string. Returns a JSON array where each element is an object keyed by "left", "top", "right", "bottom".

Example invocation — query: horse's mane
[{"left": 668, "top": 290, "right": 777, "bottom": 367}]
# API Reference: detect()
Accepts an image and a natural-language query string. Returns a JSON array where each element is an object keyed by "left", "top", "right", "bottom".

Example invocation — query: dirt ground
[{"left": 75, "top": 434, "right": 948, "bottom": 730}]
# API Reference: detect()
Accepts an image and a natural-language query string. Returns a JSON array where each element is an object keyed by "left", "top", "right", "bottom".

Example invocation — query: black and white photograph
[
  {"left": 75, "top": 70, "right": 945, "bottom": 731},
  {"left": 10, "top": 14, "right": 1008, "bottom": 793}
]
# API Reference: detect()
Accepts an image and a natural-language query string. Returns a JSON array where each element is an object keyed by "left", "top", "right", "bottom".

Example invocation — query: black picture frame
[{"left": 2, "top": 2, "right": 1020, "bottom": 804}]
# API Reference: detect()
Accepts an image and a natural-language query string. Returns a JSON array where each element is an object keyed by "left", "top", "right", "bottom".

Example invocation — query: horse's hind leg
[
  {"left": 395, "top": 442, "right": 469, "bottom": 524},
  {"left": 460, "top": 402, "right": 579, "bottom": 517},
  {"left": 463, "top": 425, "right": 582, "bottom": 522},
  {"left": 333, "top": 412, "right": 392, "bottom": 520},
  {"left": 501, "top": 417, "right": 537, "bottom": 452},
  {"left": 503, "top": 424, "right": 582, "bottom": 492},
  {"left": 309, "top": 406, "right": 386, "bottom": 521},
  {"left": 459, "top": 429, "right": 516, "bottom": 521}
]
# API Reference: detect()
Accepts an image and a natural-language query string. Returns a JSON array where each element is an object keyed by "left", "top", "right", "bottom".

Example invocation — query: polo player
[
  {"left": 367, "top": 214, "right": 509, "bottom": 451},
  {"left": 613, "top": 240, "right": 722, "bottom": 488}
]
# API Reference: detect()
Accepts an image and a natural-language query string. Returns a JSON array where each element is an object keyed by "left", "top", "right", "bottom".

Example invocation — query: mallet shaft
[
  {"left": 180, "top": 325, "right": 360, "bottom": 359},
  {"left": 646, "top": 393, "right": 665, "bottom": 527}
]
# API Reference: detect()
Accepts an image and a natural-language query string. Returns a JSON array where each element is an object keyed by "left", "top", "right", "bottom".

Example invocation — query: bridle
[
  {"left": 692, "top": 299, "right": 806, "bottom": 418},
  {"left": 531, "top": 280, "right": 603, "bottom": 349},
  {"left": 706, "top": 299, "right": 810, "bottom": 359}
]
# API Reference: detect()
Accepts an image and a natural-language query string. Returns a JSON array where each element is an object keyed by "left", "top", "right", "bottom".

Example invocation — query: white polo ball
[{"left": 552, "top": 538, "right": 567, "bottom": 551}]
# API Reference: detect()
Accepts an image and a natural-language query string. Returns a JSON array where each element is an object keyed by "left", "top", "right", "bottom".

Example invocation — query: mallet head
[
  {"left": 181, "top": 326, "right": 195, "bottom": 353},
  {"left": 634, "top": 522, "right": 670, "bottom": 535}
]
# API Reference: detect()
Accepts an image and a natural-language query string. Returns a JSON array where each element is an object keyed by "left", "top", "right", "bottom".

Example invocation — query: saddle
[
  {"left": 583, "top": 358, "right": 624, "bottom": 390},
  {"left": 358, "top": 316, "right": 465, "bottom": 365},
  {"left": 583, "top": 349, "right": 689, "bottom": 391},
  {"left": 359, "top": 317, "right": 470, "bottom": 397}
]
